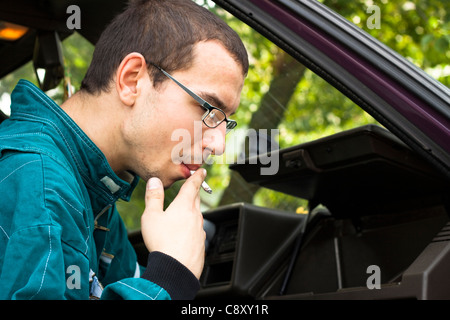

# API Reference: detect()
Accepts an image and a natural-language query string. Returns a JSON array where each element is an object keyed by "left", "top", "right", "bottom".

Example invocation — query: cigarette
[{"left": 190, "top": 170, "right": 212, "bottom": 194}]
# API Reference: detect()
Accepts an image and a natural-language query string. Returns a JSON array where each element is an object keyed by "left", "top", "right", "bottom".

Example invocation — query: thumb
[{"left": 145, "top": 177, "right": 164, "bottom": 213}]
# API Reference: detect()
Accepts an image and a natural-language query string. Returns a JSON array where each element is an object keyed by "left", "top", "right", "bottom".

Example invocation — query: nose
[{"left": 202, "top": 124, "right": 226, "bottom": 156}]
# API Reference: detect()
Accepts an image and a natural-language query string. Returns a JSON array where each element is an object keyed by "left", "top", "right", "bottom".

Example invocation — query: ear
[{"left": 115, "top": 52, "right": 148, "bottom": 106}]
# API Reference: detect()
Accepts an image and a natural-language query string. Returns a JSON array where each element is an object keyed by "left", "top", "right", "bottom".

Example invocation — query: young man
[{"left": 0, "top": 0, "right": 248, "bottom": 299}]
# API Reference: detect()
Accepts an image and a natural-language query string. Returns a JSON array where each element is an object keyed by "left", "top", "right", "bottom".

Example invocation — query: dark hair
[{"left": 80, "top": 0, "right": 248, "bottom": 94}]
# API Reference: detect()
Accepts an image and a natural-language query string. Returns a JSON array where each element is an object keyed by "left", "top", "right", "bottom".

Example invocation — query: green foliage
[
  {"left": 0, "top": 32, "right": 93, "bottom": 108},
  {"left": 321, "top": 0, "right": 449, "bottom": 85},
  {"left": 61, "top": 32, "right": 95, "bottom": 91}
]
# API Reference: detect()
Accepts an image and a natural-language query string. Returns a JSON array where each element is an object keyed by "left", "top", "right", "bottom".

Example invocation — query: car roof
[{"left": 0, "top": 0, "right": 128, "bottom": 78}]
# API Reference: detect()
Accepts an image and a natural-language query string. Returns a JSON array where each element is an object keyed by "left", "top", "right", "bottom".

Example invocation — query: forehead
[
  {"left": 176, "top": 41, "right": 245, "bottom": 114},
  {"left": 190, "top": 40, "right": 245, "bottom": 76}
]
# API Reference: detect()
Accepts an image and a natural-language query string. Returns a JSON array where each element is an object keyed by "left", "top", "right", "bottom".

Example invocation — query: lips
[
  {"left": 184, "top": 164, "right": 201, "bottom": 171},
  {"left": 181, "top": 163, "right": 201, "bottom": 178}
]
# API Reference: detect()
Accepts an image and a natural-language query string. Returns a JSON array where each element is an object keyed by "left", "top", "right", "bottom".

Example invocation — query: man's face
[{"left": 123, "top": 40, "right": 245, "bottom": 187}]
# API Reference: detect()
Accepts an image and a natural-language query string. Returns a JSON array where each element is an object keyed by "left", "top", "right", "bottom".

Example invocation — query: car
[
  {"left": 0, "top": 0, "right": 449, "bottom": 300},
  {"left": 191, "top": 0, "right": 450, "bottom": 300}
]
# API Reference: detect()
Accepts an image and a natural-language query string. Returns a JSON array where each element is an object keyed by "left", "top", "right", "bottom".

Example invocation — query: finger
[
  {"left": 179, "top": 169, "right": 206, "bottom": 200},
  {"left": 144, "top": 177, "right": 165, "bottom": 213},
  {"left": 194, "top": 187, "right": 201, "bottom": 211}
]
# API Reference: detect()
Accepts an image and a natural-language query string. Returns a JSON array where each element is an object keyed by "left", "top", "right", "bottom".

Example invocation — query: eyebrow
[
  {"left": 200, "top": 92, "right": 235, "bottom": 116},
  {"left": 147, "top": 61, "right": 236, "bottom": 117}
]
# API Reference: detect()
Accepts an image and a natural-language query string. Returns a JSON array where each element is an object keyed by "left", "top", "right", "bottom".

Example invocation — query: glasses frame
[{"left": 147, "top": 61, "right": 237, "bottom": 133}]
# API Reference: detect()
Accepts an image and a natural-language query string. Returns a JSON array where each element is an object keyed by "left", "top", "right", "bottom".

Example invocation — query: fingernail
[
  {"left": 202, "top": 168, "right": 207, "bottom": 177},
  {"left": 147, "top": 177, "right": 161, "bottom": 190}
]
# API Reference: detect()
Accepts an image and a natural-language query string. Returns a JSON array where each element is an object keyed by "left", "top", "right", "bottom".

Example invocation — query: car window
[{"left": 0, "top": 0, "right": 447, "bottom": 231}]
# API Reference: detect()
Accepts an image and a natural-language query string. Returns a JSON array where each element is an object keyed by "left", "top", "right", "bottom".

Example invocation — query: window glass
[{"left": 1, "top": 1, "right": 447, "bottom": 231}]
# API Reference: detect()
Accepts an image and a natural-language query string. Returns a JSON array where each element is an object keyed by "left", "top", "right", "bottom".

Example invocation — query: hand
[{"left": 140, "top": 169, "right": 206, "bottom": 279}]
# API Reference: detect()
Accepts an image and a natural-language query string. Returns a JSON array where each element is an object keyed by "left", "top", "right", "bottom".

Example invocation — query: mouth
[{"left": 181, "top": 163, "right": 201, "bottom": 178}]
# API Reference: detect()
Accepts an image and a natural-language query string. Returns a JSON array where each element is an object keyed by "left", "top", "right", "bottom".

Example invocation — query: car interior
[
  {"left": 193, "top": 124, "right": 450, "bottom": 299},
  {"left": 129, "top": 122, "right": 450, "bottom": 299}
]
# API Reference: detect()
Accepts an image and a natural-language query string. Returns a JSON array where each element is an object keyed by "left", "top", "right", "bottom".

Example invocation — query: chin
[
  {"left": 161, "top": 171, "right": 184, "bottom": 189},
  {"left": 140, "top": 162, "right": 187, "bottom": 188}
]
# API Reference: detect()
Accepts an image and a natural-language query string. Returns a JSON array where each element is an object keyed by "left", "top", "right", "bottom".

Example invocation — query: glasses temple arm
[{"left": 148, "top": 61, "right": 208, "bottom": 108}]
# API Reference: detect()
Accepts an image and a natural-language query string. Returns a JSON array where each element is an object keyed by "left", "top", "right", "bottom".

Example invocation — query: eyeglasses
[{"left": 148, "top": 62, "right": 237, "bottom": 133}]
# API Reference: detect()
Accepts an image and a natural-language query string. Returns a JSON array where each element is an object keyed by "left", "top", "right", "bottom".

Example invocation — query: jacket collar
[{"left": 9, "top": 79, "right": 139, "bottom": 204}]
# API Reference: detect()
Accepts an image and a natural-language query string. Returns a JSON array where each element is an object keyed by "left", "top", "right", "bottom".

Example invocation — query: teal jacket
[{"left": 0, "top": 80, "right": 199, "bottom": 300}]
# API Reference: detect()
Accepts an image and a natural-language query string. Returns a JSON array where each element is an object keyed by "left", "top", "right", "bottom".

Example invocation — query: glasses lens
[
  {"left": 204, "top": 108, "right": 225, "bottom": 127},
  {"left": 203, "top": 106, "right": 237, "bottom": 133}
]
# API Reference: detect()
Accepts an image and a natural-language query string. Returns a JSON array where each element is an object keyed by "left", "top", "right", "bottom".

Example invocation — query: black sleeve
[{"left": 141, "top": 251, "right": 200, "bottom": 300}]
